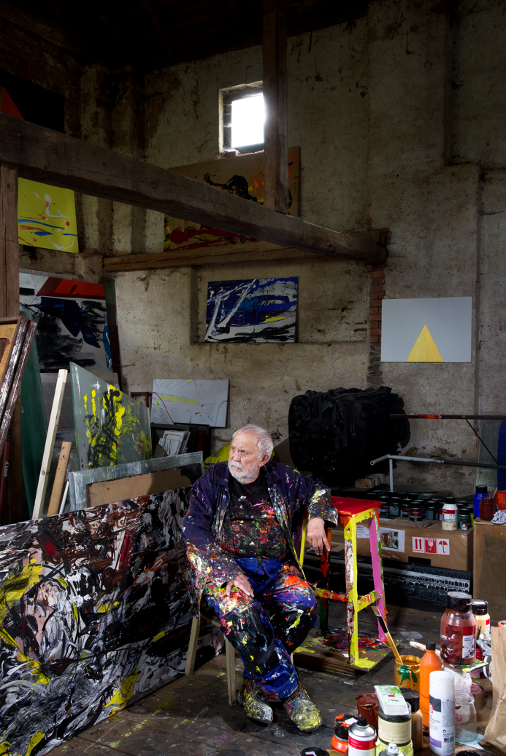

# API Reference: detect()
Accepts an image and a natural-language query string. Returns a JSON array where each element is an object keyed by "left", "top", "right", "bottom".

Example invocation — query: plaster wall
[{"left": 113, "top": 0, "right": 506, "bottom": 495}]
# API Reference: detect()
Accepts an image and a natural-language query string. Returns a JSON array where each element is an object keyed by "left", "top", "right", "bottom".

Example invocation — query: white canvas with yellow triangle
[
  {"left": 406, "top": 324, "right": 444, "bottom": 362},
  {"left": 381, "top": 297, "right": 472, "bottom": 363}
]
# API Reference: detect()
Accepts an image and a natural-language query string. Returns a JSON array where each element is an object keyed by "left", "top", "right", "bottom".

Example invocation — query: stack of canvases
[{"left": 0, "top": 358, "right": 219, "bottom": 756}]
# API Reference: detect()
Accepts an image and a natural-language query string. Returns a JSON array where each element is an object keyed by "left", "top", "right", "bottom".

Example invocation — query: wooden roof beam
[{"left": 0, "top": 114, "right": 387, "bottom": 264}]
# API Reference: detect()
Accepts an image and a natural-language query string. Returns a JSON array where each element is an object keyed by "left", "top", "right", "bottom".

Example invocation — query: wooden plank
[
  {"left": 104, "top": 242, "right": 332, "bottom": 272},
  {"left": 0, "top": 319, "right": 28, "bottom": 430},
  {"left": 0, "top": 321, "right": 19, "bottom": 385},
  {"left": 263, "top": 0, "right": 289, "bottom": 213},
  {"left": 46, "top": 441, "right": 72, "bottom": 517},
  {"left": 0, "top": 115, "right": 386, "bottom": 264},
  {"left": 0, "top": 319, "right": 34, "bottom": 459},
  {"left": 2, "top": 398, "right": 22, "bottom": 525},
  {"left": 32, "top": 368, "right": 67, "bottom": 519},
  {"left": 0, "top": 163, "right": 19, "bottom": 318},
  {"left": 87, "top": 468, "right": 192, "bottom": 508}
]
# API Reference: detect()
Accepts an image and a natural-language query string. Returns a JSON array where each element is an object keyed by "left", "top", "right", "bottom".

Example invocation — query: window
[{"left": 220, "top": 83, "right": 264, "bottom": 155}]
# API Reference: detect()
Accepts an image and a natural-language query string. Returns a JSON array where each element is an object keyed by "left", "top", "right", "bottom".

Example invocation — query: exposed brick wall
[{"left": 367, "top": 263, "right": 385, "bottom": 388}]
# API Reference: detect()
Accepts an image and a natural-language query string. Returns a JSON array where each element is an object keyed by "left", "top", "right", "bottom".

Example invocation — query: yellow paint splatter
[
  {"left": 153, "top": 630, "right": 166, "bottom": 642},
  {"left": 26, "top": 730, "right": 44, "bottom": 756},
  {"left": 97, "top": 602, "right": 119, "bottom": 614},
  {"left": 105, "top": 672, "right": 140, "bottom": 714}
]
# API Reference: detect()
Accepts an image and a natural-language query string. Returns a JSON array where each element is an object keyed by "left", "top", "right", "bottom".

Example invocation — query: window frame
[{"left": 219, "top": 82, "right": 264, "bottom": 156}]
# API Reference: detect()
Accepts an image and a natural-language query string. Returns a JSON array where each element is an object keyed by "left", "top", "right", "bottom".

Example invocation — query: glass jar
[
  {"left": 409, "top": 504, "right": 424, "bottom": 522},
  {"left": 479, "top": 497, "right": 497, "bottom": 521},
  {"left": 440, "top": 591, "right": 476, "bottom": 665},
  {"left": 459, "top": 514, "right": 472, "bottom": 531},
  {"left": 455, "top": 692, "right": 477, "bottom": 743},
  {"left": 390, "top": 498, "right": 401, "bottom": 518},
  {"left": 424, "top": 505, "right": 437, "bottom": 520}
]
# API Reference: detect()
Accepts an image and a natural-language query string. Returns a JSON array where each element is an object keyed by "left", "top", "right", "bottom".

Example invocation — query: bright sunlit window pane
[{"left": 231, "top": 94, "right": 265, "bottom": 148}]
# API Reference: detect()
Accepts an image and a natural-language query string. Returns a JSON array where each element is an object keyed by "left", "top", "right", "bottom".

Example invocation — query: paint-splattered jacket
[{"left": 182, "top": 461, "right": 338, "bottom": 617}]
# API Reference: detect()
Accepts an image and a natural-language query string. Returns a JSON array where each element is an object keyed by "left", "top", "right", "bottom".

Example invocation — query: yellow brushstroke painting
[
  {"left": 18, "top": 178, "right": 79, "bottom": 253},
  {"left": 406, "top": 324, "right": 444, "bottom": 362}
]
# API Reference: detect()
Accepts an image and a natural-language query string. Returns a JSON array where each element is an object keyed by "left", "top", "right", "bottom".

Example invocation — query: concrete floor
[{"left": 50, "top": 604, "right": 490, "bottom": 756}]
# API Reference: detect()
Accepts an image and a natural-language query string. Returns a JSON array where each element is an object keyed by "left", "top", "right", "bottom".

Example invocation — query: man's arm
[{"left": 182, "top": 470, "right": 244, "bottom": 588}]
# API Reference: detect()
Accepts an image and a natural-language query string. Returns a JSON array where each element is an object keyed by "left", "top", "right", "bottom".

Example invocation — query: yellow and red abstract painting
[{"left": 18, "top": 178, "right": 79, "bottom": 253}]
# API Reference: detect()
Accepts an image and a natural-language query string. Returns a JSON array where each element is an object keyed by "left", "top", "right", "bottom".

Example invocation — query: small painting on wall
[
  {"left": 381, "top": 297, "right": 472, "bottom": 362},
  {"left": 18, "top": 177, "right": 79, "bottom": 253},
  {"left": 206, "top": 277, "right": 298, "bottom": 344}
]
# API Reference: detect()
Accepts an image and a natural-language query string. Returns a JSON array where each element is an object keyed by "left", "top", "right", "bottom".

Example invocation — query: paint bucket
[
  {"left": 394, "top": 655, "right": 421, "bottom": 692},
  {"left": 495, "top": 490, "right": 506, "bottom": 510}
]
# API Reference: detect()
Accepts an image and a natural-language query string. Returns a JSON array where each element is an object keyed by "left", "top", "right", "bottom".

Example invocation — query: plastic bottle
[
  {"left": 473, "top": 485, "right": 488, "bottom": 518},
  {"left": 375, "top": 686, "right": 413, "bottom": 756},
  {"left": 472, "top": 599, "right": 490, "bottom": 640},
  {"left": 429, "top": 670, "right": 455, "bottom": 756},
  {"left": 420, "top": 642, "right": 442, "bottom": 728},
  {"left": 442, "top": 498, "right": 458, "bottom": 531},
  {"left": 440, "top": 592, "right": 476, "bottom": 665},
  {"left": 400, "top": 689, "right": 423, "bottom": 752}
]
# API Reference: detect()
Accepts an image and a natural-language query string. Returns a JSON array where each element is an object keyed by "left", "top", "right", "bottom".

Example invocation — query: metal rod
[
  {"left": 389, "top": 458, "right": 394, "bottom": 492},
  {"left": 371, "top": 453, "right": 506, "bottom": 470},
  {"left": 390, "top": 414, "right": 506, "bottom": 420}
]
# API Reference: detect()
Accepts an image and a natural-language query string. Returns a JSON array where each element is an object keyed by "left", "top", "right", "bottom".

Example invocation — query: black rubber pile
[{"left": 288, "top": 386, "right": 410, "bottom": 486}]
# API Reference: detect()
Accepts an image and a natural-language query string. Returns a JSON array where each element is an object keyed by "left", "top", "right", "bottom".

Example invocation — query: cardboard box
[{"left": 331, "top": 516, "right": 473, "bottom": 572}]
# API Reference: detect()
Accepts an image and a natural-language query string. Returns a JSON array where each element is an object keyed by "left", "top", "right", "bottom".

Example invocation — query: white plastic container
[
  {"left": 442, "top": 503, "right": 458, "bottom": 531},
  {"left": 429, "top": 671, "right": 455, "bottom": 756}
]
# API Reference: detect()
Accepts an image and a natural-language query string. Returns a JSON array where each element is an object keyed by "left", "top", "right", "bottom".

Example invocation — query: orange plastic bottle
[{"left": 420, "top": 641, "right": 442, "bottom": 728}]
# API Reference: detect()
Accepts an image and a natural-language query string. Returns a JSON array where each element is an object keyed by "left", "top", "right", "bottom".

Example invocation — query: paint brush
[{"left": 371, "top": 606, "right": 403, "bottom": 664}]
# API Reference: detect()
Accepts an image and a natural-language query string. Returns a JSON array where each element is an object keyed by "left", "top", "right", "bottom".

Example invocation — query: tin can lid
[
  {"left": 472, "top": 599, "right": 488, "bottom": 615},
  {"left": 447, "top": 591, "right": 472, "bottom": 611}
]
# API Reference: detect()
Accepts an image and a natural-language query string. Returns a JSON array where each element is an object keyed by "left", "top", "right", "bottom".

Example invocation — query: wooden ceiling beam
[
  {"left": 0, "top": 114, "right": 386, "bottom": 264},
  {"left": 0, "top": 0, "right": 89, "bottom": 56},
  {"left": 263, "top": 0, "right": 289, "bottom": 214},
  {"left": 140, "top": 0, "right": 173, "bottom": 56}
]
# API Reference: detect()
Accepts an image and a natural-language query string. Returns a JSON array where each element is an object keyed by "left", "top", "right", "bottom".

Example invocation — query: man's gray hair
[{"left": 233, "top": 425, "right": 274, "bottom": 459}]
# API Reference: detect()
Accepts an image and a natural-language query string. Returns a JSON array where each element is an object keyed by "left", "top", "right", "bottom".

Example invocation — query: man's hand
[
  {"left": 306, "top": 517, "right": 329, "bottom": 556},
  {"left": 226, "top": 574, "right": 254, "bottom": 597}
]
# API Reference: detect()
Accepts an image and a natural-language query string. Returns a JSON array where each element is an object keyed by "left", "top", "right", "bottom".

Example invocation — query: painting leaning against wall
[
  {"left": 0, "top": 486, "right": 219, "bottom": 756},
  {"left": 71, "top": 363, "right": 152, "bottom": 470},
  {"left": 206, "top": 277, "right": 298, "bottom": 343}
]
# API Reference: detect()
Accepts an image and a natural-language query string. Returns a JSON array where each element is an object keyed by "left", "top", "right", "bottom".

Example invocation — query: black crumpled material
[{"left": 288, "top": 386, "right": 410, "bottom": 486}]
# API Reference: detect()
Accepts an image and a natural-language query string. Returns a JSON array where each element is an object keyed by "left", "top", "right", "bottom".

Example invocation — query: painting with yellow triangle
[{"left": 381, "top": 297, "right": 472, "bottom": 362}]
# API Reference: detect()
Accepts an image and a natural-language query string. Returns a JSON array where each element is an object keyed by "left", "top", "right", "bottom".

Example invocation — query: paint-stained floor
[{"left": 50, "top": 605, "right": 487, "bottom": 756}]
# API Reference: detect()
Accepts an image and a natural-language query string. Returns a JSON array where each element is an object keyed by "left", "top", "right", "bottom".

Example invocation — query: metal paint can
[{"left": 348, "top": 717, "right": 377, "bottom": 756}]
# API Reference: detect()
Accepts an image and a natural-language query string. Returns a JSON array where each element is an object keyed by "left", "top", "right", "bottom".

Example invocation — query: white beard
[{"left": 229, "top": 460, "right": 259, "bottom": 484}]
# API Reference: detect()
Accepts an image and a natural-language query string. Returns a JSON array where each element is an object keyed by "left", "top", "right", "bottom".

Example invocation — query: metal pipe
[
  {"left": 390, "top": 414, "right": 506, "bottom": 420},
  {"left": 371, "top": 453, "right": 506, "bottom": 470},
  {"left": 389, "top": 458, "right": 394, "bottom": 492}
]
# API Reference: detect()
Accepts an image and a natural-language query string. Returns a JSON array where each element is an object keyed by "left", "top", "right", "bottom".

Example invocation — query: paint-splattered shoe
[
  {"left": 238, "top": 679, "right": 273, "bottom": 724},
  {"left": 282, "top": 683, "right": 322, "bottom": 732}
]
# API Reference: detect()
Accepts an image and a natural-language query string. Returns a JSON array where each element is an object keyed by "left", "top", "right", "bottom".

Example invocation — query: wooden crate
[
  {"left": 332, "top": 516, "right": 473, "bottom": 572},
  {"left": 473, "top": 520, "right": 506, "bottom": 619}
]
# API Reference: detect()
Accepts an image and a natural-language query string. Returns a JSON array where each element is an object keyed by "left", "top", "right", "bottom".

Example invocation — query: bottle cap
[
  {"left": 444, "top": 496, "right": 456, "bottom": 503},
  {"left": 446, "top": 591, "right": 472, "bottom": 611},
  {"left": 426, "top": 641, "right": 436, "bottom": 651},
  {"left": 401, "top": 688, "right": 420, "bottom": 713},
  {"left": 472, "top": 599, "right": 489, "bottom": 615},
  {"left": 476, "top": 485, "right": 488, "bottom": 494},
  {"left": 357, "top": 716, "right": 368, "bottom": 727}
]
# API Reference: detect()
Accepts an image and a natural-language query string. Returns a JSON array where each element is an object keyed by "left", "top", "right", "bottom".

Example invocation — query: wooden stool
[
  {"left": 300, "top": 497, "right": 386, "bottom": 669},
  {"left": 185, "top": 612, "right": 236, "bottom": 705}
]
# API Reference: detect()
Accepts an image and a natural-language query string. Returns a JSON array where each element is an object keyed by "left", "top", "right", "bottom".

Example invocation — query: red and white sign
[{"left": 412, "top": 537, "right": 451, "bottom": 555}]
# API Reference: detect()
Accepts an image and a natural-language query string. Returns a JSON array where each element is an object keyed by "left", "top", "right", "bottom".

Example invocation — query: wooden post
[
  {"left": 263, "top": 0, "right": 289, "bottom": 213},
  {"left": 0, "top": 163, "right": 19, "bottom": 318},
  {"left": 47, "top": 441, "right": 72, "bottom": 517},
  {"left": 0, "top": 162, "right": 22, "bottom": 524}
]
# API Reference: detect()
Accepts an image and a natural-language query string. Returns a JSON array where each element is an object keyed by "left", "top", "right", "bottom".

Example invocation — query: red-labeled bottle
[
  {"left": 419, "top": 641, "right": 441, "bottom": 728},
  {"left": 440, "top": 591, "right": 476, "bottom": 665}
]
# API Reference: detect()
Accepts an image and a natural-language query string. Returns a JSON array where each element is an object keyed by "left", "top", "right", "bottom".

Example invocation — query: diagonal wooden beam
[
  {"left": 0, "top": 114, "right": 386, "bottom": 263},
  {"left": 0, "top": 0, "right": 88, "bottom": 55},
  {"left": 140, "top": 0, "right": 173, "bottom": 56}
]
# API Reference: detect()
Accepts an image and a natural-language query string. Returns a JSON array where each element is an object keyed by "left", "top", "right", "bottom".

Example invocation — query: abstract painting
[
  {"left": 381, "top": 297, "right": 472, "bottom": 362},
  {"left": 163, "top": 147, "right": 300, "bottom": 251},
  {"left": 206, "top": 277, "right": 298, "bottom": 343},
  {"left": 18, "top": 178, "right": 78, "bottom": 253},
  {"left": 0, "top": 479, "right": 220, "bottom": 756},
  {"left": 20, "top": 271, "right": 112, "bottom": 373},
  {"left": 151, "top": 379, "right": 229, "bottom": 427},
  {"left": 71, "top": 364, "right": 152, "bottom": 470}
]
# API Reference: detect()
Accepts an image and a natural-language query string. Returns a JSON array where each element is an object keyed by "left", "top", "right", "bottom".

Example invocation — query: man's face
[{"left": 228, "top": 432, "right": 268, "bottom": 484}]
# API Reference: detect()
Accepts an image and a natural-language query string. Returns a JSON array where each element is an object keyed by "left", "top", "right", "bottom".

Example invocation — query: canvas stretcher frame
[{"left": 68, "top": 451, "right": 203, "bottom": 511}]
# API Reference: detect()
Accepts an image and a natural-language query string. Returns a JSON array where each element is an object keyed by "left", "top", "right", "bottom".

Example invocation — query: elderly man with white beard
[{"left": 182, "top": 424, "right": 338, "bottom": 732}]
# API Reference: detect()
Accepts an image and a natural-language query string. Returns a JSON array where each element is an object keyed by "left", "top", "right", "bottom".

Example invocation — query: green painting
[{"left": 70, "top": 363, "right": 152, "bottom": 470}]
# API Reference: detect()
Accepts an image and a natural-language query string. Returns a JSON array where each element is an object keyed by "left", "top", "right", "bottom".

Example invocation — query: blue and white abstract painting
[{"left": 206, "top": 277, "right": 298, "bottom": 343}]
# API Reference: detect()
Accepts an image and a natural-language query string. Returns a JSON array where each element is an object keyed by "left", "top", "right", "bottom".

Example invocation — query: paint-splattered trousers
[{"left": 204, "top": 557, "right": 318, "bottom": 701}]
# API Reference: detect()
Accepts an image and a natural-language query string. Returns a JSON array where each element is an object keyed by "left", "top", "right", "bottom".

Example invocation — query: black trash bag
[{"left": 288, "top": 386, "right": 410, "bottom": 486}]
